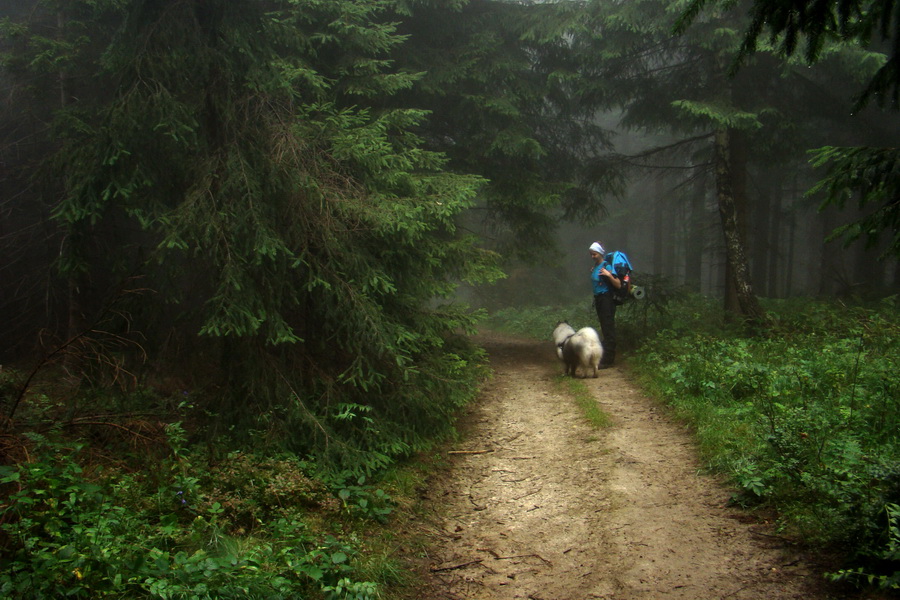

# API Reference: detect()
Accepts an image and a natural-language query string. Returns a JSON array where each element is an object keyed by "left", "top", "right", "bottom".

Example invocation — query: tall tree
[
  {"left": 1, "top": 0, "right": 502, "bottom": 470},
  {"left": 714, "top": 126, "right": 766, "bottom": 322},
  {"left": 385, "top": 0, "right": 627, "bottom": 259},
  {"left": 578, "top": 0, "right": 893, "bottom": 319},
  {"left": 679, "top": 0, "right": 900, "bottom": 259},
  {"left": 577, "top": 0, "right": 775, "bottom": 321}
]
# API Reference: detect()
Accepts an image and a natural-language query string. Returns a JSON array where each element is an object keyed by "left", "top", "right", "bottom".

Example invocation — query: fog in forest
[
  {"left": 2, "top": 0, "right": 900, "bottom": 360},
  {"left": 468, "top": 114, "right": 900, "bottom": 312}
]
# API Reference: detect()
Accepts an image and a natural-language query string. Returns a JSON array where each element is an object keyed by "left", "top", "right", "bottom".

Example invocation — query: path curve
[{"left": 412, "top": 331, "right": 830, "bottom": 600}]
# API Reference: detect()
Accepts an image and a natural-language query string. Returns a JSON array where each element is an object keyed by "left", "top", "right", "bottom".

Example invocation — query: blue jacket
[
  {"left": 592, "top": 251, "right": 632, "bottom": 295},
  {"left": 591, "top": 259, "right": 616, "bottom": 295}
]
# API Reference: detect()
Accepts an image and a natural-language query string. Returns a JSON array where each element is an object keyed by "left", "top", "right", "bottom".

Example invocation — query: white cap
[{"left": 589, "top": 242, "right": 605, "bottom": 254}]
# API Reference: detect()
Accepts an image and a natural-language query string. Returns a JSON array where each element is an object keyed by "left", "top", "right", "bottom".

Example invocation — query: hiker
[{"left": 589, "top": 241, "right": 622, "bottom": 368}]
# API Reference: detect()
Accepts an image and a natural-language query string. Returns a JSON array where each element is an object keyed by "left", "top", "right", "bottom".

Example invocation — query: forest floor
[{"left": 400, "top": 330, "right": 866, "bottom": 600}]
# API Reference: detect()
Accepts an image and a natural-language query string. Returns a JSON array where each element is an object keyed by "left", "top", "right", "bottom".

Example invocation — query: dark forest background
[
  {"left": 4, "top": 0, "right": 899, "bottom": 357},
  {"left": 0, "top": 0, "right": 899, "bottom": 596}
]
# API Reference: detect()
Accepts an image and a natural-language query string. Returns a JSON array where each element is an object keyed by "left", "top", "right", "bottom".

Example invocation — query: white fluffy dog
[
  {"left": 552, "top": 321, "right": 576, "bottom": 361},
  {"left": 559, "top": 326, "right": 603, "bottom": 378}
]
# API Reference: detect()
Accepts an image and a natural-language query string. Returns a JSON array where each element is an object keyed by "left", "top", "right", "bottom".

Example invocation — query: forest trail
[{"left": 409, "top": 330, "right": 831, "bottom": 600}]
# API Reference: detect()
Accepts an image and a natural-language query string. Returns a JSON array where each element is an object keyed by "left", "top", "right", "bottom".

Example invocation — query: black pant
[{"left": 593, "top": 293, "right": 616, "bottom": 364}]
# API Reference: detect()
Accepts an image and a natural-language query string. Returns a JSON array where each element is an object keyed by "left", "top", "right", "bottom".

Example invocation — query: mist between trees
[{"left": 1, "top": 0, "right": 898, "bottom": 468}]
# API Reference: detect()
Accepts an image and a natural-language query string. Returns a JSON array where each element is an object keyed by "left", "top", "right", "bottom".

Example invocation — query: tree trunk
[
  {"left": 818, "top": 205, "right": 840, "bottom": 295},
  {"left": 766, "top": 171, "right": 783, "bottom": 297},
  {"left": 684, "top": 179, "right": 704, "bottom": 291},
  {"left": 750, "top": 167, "right": 771, "bottom": 295},
  {"left": 56, "top": 8, "right": 87, "bottom": 411},
  {"left": 785, "top": 209, "right": 797, "bottom": 297},
  {"left": 652, "top": 178, "right": 665, "bottom": 277},
  {"left": 714, "top": 127, "right": 767, "bottom": 326}
]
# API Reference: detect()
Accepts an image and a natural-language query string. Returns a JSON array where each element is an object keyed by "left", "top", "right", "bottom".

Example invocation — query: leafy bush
[
  {"left": 266, "top": 332, "right": 490, "bottom": 476},
  {"left": 0, "top": 435, "right": 379, "bottom": 599},
  {"left": 328, "top": 473, "right": 395, "bottom": 523},
  {"left": 630, "top": 297, "right": 900, "bottom": 588},
  {"left": 198, "top": 452, "right": 332, "bottom": 534},
  {"left": 828, "top": 503, "right": 900, "bottom": 590}
]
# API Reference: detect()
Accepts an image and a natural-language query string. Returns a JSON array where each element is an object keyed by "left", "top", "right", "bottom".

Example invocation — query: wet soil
[{"left": 407, "top": 331, "right": 844, "bottom": 600}]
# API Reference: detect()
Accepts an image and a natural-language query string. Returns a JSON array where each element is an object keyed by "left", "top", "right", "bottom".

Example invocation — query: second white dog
[
  {"left": 560, "top": 326, "right": 603, "bottom": 378},
  {"left": 552, "top": 321, "right": 576, "bottom": 361}
]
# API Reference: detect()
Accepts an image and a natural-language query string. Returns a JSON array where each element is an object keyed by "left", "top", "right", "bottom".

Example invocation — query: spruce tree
[
  {"left": 384, "top": 0, "right": 625, "bottom": 258},
  {"left": 679, "top": 0, "right": 900, "bottom": 258},
  {"left": 1, "top": 0, "right": 502, "bottom": 470},
  {"left": 581, "top": 0, "right": 892, "bottom": 318}
]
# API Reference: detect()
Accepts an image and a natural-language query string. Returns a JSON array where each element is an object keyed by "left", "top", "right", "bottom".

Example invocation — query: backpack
[{"left": 606, "top": 250, "right": 634, "bottom": 305}]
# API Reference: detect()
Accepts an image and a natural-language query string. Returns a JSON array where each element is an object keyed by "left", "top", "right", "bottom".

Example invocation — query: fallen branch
[
  {"left": 430, "top": 559, "right": 483, "bottom": 572},
  {"left": 468, "top": 495, "right": 487, "bottom": 511},
  {"left": 477, "top": 548, "right": 551, "bottom": 565},
  {"left": 748, "top": 527, "right": 794, "bottom": 544},
  {"left": 65, "top": 421, "right": 158, "bottom": 444},
  {"left": 512, "top": 487, "right": 542, "bottom": 500},
  {"left": 492, "top": 553, "right": 552, "bottom": 565}
]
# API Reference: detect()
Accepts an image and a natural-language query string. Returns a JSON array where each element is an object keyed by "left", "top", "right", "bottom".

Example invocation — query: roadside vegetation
[
  {"left": 0, "top": 294, "right": 900, "bottom": 599},
  {"left": 4, "top": 290, "right": 897, "bottom": 598},
  {"left": 0, "top": 354, "right": 484, "bottom": 600},
  {"left": 0, "top": 432, "right": 409, "bottom": 600},
  {"left": 484, "top": 292, "right": 900, "bottom": 591}
]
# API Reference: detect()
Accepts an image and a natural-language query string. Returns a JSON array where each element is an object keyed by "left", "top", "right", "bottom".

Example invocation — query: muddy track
[{"left": 409, "top": 331, "right": 835, "bottom": 600}]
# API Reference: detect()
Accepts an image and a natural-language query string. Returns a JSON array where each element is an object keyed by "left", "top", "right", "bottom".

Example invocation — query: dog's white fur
[
  {"left": 560, "top": 326, "right": 603, "bottom": 378},
  {"left": 552, "top": 322, "right": 576, "bottom": 361}
]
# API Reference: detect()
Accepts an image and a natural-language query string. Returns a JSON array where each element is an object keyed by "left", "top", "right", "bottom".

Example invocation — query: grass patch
[{"left": 555, "top": 376, "right": 612, "bottom": 429}]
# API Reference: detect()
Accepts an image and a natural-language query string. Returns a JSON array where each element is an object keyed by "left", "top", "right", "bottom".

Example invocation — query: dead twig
[
  {"left": 64, "top": 421, "right": 158, "bottom": 444},
  {"left": 512, "top": 487, "right": 542, "bottom": 500},
  {"left": 430, "top": 559, "right": 484, "bottom": 572},
  {"left": 494, "top": 553, "right": 553, "bottom": 565},
  {"left": 478, "top": 548, "right": 552, "bottom": 565},
  {"left": 722, "top": 585, "right": 750, "bottom": 598},
  {"left": 448, "top": 449, "right": 494, "bottom": 455},
  {"left": 468, "top": 495, "right": 487, "bottom": 511},
  {"left": 748, "top": 527, "right": 794, "bottom": 544}
]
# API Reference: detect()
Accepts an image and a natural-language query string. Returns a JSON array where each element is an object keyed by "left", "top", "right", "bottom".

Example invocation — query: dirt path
[{"left": 411, "top": 331, "right": 831, "bottom": 600}]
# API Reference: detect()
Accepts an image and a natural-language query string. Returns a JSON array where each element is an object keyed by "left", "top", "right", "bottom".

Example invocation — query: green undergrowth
[
  {"left": 486, "top": 294, "right": 900, "bottom": 591},
  {"left": 0, "top": 422, "right": 457, "bottom": 600},
  {"left": 0, "top": 430, "right": 387, "bottom": 599},
  {"left": 0, "top": 329, "right": 489, "bottom": 598},
  {"left": 0, "top": 340, "right": 477, "bottom": 600},
  {"left": 482, "top": 304, "right": 597, "bottom": 340},
  {"left": 632, "top": 297, "right": 900, "bottom": 590},
  {"left": 4, "top": 292, "right": 897, "bottom": 598}
]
